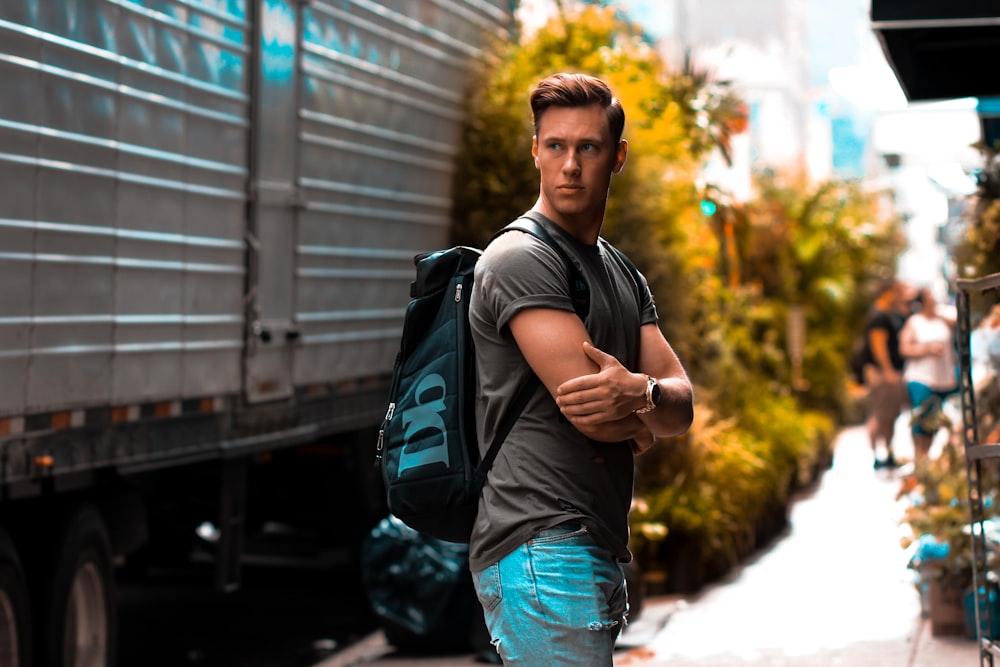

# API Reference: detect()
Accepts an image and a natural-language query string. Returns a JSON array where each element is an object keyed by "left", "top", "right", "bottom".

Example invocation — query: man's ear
[
  {"left": 613, "top": 140, "right": 628, "bottom": 174},
  {"left": 531, "top": 135, "right": 540, "bottom": 169}
]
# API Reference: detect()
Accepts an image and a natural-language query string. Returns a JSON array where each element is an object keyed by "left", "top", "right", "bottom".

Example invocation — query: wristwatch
[{"left": 635, "top": 374, "right": 661, "bottom": 414}]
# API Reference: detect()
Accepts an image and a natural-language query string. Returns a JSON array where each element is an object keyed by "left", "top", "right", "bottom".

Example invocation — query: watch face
[{"left": 651, "top": 382, "right": 662, "bottom": 405}]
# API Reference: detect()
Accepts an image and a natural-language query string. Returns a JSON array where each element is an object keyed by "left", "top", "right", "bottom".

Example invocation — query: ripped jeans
[{"left": 472, "top": 521, "right": 628, "bottom": 666}]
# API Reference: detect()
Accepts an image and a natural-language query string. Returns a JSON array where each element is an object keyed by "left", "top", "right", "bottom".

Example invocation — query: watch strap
[{"left": 635, "top": 374, "right": 657, "bottom": 414}]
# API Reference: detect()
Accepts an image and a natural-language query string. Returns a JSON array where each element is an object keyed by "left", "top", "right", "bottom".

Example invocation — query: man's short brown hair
[{"left": 530, "top": 73, "right": 626, "bottom": 145}]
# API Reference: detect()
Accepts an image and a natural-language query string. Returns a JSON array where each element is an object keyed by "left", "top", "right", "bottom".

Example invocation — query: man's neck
[
  {"left": 531, "top": 202, "right": 604, "bottom": 245},
  {"left": 875, "top": 296, "right": 895, "bottom": 311}
]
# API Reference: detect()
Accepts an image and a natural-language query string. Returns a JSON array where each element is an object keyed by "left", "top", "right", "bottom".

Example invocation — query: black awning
[{"left": 871, "top": 0, "right": 1000, "bottom": 101}]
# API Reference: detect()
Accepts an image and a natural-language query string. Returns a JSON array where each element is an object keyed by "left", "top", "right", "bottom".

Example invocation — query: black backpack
[{"left": 376, "top": 213, "right": 638, "bottom": 543}]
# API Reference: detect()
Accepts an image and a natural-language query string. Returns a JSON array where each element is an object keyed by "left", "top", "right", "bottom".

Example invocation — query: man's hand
[
  {"left": 554, "top": 342, "right": 655, "bottom": 447},
  {"left": 555, "top": 342, "right": 644, "bottom": 424},
  {"left": 926, "top": 341, "right": 946, "bottom": 356}
]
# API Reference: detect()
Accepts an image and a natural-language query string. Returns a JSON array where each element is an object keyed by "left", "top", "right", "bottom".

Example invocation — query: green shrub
[{"left": 631, "top": 396, "right": 834, "bottom": 584}]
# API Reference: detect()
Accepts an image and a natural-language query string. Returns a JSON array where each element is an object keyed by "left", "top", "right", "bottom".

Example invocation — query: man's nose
[{"left": 562, "top": 150, "right": 581, "bottom": 173}]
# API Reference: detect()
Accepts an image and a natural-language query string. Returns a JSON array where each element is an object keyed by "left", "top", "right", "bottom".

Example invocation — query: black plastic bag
[{"left": 360, "top": 515, "right": 488, "bottom": 654}]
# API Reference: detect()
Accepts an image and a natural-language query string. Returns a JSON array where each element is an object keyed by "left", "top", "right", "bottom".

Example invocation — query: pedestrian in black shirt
[{"left": 862, "top": 279, "right": 913, "bottom": 468}]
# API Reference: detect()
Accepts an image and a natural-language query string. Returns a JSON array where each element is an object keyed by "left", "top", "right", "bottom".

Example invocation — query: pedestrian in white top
[{"left": 899, "top": 288, "right": 957, "bottom": 463}]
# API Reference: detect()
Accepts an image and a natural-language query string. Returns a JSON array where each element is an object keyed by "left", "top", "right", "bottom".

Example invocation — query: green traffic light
[{"left": 700, "top": 199, "right": 717, "bottom": 216}]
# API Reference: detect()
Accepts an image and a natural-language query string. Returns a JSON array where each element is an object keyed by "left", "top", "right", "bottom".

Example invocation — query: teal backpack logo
[{"left": 398, "top": 373, "right": 451, "bottom": 475}]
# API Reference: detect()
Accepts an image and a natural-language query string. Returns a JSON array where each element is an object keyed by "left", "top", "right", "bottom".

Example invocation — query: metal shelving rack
[{"left": 957, "top": 272, "right": 1000, "bottom": 667}]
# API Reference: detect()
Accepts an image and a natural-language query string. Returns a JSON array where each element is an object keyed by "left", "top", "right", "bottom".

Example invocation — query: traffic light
[{"left": 700, "top": 199, "right": 717, "bottom": 216}]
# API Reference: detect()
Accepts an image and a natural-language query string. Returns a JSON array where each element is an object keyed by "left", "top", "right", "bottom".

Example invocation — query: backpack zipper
[{"left": 374, "top": 402, "right": 395, "bottom": 466}]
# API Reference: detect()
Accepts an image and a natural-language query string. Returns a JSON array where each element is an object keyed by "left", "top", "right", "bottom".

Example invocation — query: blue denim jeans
[
  {"left": 906, "top": 381, "right": 955, "bottom": 436},
  {"left": 472, "top": 521, "right": 628, "bottom": 666}
]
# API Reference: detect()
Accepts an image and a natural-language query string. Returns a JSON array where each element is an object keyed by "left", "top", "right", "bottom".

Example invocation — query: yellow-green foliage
[
  {"left": 952, "top": 146, "right": 1000, "bottom": 323},
  {"left": 631, "top": 395, "right": 834, "bottom": 571},
  {"left": 637, "top": 173, "right": 899, "bottom": 577},
  {"left": 691, "top": 176, "right": 904, "bottom": 418},
  {"left": 953, "top": 146, "right": 1000, "bottom": 282}
]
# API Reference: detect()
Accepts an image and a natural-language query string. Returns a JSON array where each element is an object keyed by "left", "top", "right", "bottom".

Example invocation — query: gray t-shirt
[{"left": 468, "top": 214, "right": 657, "bottom": 572}]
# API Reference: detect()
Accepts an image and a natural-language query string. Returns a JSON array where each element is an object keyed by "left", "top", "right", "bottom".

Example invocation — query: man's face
[
  {"left": 532, "top": 104, "right": 626, "bottom": 227},
  {"left": 894, "top": 283, "right": 916, "bottom": 311}
]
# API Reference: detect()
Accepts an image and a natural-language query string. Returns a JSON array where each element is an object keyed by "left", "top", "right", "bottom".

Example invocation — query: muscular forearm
[
  {"left": 568, "top": 412, "right": 647, "bottom": 443},
  {"left": 636, "top": 377, "right": 694, "bottom": 438},
  {"left": 554, "top": 334, "right": 694, "bottom": 441},
  {"left": 568, "top": 413, "right": 658, "bottom": 455}
]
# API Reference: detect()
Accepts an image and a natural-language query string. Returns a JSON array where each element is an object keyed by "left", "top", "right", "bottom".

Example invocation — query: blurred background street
[
  {"left": 614, "top": 423, "right": 978, "bottom": 667},
  {"left": 2, "top": 0, "right": 999, "bottom": 665}
]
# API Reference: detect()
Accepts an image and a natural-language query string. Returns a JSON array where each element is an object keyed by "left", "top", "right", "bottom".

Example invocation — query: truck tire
[
  {"left": 35, "top": 507, "right": 117, "bottom": 667},
  {"left": 0, "top": 528, "right": 31, "bottom": 667}
]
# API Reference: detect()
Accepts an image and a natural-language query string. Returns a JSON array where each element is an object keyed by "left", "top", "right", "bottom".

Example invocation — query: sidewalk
[{"left": 321, "top": 423, "right": 983, "bottom": 667}]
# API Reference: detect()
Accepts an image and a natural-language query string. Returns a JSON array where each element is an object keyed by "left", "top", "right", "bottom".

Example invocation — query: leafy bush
[
  {"left": 902, "top": 437, "right": 977, "bottom": 590},
  {"left": 631, "top": 398, "right": 833, "bottom": 590},
  {"left": 953, "top": 146, "right": 1000, "bottom": 284}
]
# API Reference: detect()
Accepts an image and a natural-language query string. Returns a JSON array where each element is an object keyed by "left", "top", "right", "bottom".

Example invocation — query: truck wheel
[
  {"left": 36, "top": 507, "right": 117, "bottom": 667},
  {"left": 0, "top": 528, "right": 31, "bottom": 667}
]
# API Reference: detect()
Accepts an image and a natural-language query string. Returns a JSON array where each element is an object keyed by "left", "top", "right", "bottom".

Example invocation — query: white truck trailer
[{"left": 0, "top": 1, "right": 512, "bottom": 664}]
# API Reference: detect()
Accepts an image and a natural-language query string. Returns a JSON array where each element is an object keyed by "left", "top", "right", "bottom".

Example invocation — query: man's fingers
[
  {"left": 557, "top": 395, "right": 601, "bottom": 415},
  {"left": 582, "top": 341, "right": 616, "bottom": 368}
]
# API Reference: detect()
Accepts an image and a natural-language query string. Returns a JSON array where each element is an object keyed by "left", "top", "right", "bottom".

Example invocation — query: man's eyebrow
[{"left": 539, "top": 134, "right": 606, "bottom": 145}]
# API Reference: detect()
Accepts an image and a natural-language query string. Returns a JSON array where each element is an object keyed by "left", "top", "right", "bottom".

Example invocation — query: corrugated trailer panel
[
  {"left": 0, "top": 0, "right": 250, "bottom": 417},
  {"left": 0, "top": 0, "right": 512, "bottom": 443},
  {"left": 0, "top": 2, "right": 38, "bottom": 417},
  {"left": 292, "top": 0, "right": 502, "bottom": 386},
  {"left": 103, "top": 0, "right": 248, "bottom": 402}
]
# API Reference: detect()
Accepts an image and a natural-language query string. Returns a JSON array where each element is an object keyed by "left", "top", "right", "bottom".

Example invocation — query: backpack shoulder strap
[
  {"left": 477, "top": 371, "right": 539, "bottom": 473},
  {"left": 491, "top": 211, "right": 590, "bottom": 320},
  {"left": 600, "top": 238, "right": 645, "bottom": 312}
]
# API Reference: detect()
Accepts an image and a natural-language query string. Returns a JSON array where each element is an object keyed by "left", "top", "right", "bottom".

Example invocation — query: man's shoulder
[
  {"left": 867, "top": 308, "right": 893, "bottom": 327},
  {"left": 598, "top": 237, "right": 637, "bottom": 268},
  {"left": 480, "top": 226, "right": 562, "bottom": 270}
]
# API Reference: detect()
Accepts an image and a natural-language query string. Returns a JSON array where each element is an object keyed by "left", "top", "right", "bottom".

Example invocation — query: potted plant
[{"left": 901, "top": 386, "right": 1000, "bottom": 636}]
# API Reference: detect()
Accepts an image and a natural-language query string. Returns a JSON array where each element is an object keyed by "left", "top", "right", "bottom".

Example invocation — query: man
[
  {"left": 468, "top": 72, "right": 694, "bottom": 666},
  {"left": 863, "top": 278, "right": 912, "bottom": 468}
]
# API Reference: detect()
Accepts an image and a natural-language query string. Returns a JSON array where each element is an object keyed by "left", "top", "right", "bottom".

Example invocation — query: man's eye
[
  {"left": 581, "top": 144, "right": 596, "bottom": 152},
  {"left": 548, "top": 142, "right": 562, "bottom": 151}
]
